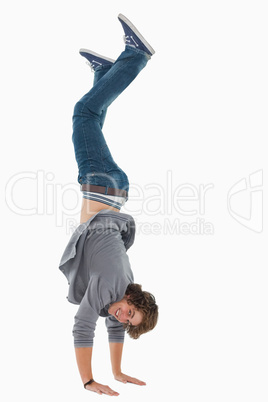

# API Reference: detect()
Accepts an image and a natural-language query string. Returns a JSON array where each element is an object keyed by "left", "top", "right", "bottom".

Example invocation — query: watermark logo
[
  {"left": 5, "top": 171, "right": 80, "bottom": 227},
  {"left": 227, "top": 169, "right": 263, "bottom": 233},
  {"left": 5, "top": 170, "right": 214, "bottom": 235}
]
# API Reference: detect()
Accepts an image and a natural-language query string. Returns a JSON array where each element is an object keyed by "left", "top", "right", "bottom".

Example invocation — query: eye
[{"left": 128, "top": 310, "right": 131, "bottom": 316}]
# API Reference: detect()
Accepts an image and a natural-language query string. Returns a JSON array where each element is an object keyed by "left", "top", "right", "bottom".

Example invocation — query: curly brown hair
[{"left": 123, "top": 283, "right": 158, "bottom": 339}]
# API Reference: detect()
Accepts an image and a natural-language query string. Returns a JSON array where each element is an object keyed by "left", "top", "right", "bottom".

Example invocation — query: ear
[{"left": 123, "top": 295, "right": 131, "bottom": 305}]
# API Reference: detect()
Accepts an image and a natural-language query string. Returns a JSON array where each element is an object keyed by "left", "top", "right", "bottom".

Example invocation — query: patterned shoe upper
[{"left": 118, "top": 14, "right": 155, "bottom": 56}]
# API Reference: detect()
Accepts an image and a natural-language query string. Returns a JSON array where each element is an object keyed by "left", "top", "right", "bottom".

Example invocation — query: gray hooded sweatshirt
[{"left": 59, "top": 210, "right": 135, "bottom": 348}]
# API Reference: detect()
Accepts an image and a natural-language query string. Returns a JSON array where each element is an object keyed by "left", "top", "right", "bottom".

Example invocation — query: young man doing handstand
[{"left": 59, "top": 14, "right": 158, "bottom": 396}]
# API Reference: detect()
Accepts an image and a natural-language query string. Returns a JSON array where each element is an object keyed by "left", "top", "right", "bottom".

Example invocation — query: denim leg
[
  {"left": 72, "top": 46, "right": 150, "bottom": 190},
  {"left": 93, "top": 65, "right": 112, "bottom": 129}
]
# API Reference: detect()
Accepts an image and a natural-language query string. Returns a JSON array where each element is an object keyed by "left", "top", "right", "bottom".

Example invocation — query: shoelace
[
  {"left": 123, "top": 35, "right": 139, "bottom": 47},
  {"left": 86, "top": 61, "right": 95, "bottom": 72},
  {"left": 86, "top": 59, "right": 102, "bottom": 72}
]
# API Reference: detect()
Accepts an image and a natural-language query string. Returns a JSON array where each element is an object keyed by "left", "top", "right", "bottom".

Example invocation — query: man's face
[{"left": 108, "top": 298, "right": 143, "bottom": 326}]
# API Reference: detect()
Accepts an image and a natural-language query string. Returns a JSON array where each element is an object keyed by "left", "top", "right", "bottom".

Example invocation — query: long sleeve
[
  {"left": 73, "top": 276, "right": 114, "bottom": 348},
  {"left": 105, "top": 315, "right": 126, "bottom": 344}
]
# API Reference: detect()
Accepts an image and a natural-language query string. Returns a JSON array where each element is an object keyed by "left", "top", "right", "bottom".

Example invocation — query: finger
[
  {"left": 127, "top": 377, "right": 146, "bottom": 385},
  {"left": 96, "top": 390, "right": 102, "bottom": 395},
  {"left": 135, "top": 379, "right": 146, "bottom": 385},
  {"left": 134, "top": 381, "right": 146, "bottom": 385},
  {"left": 101, "top": 386, "right": 119, "bottom": 396},
  {"left": 105, "top": 390, "right": 119, "bottom": 396}
]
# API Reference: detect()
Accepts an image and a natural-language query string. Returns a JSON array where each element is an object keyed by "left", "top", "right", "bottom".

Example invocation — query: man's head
[{"left": 108, "top": 283, "right": 158, "bottom": 339}]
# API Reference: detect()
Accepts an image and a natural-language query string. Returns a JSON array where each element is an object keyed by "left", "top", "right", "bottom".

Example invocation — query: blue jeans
[{"left": 72, "top": 45, "right": 150, "bottom": 195}]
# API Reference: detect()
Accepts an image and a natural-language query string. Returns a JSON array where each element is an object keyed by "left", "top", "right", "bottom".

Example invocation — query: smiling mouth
[{"left": 115, "top": 309, "right": 120, "bottom": 320}]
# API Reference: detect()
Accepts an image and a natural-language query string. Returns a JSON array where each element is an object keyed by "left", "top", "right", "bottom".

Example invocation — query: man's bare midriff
[{"left": 80, "top": 197, "right": 120, "bottom": 224}]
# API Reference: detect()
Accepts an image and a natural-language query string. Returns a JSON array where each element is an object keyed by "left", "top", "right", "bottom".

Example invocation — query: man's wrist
[
  {"left": 113, "top": 370, "right": 122, "bottom": 377},
  {"left": 84, "top": 379, "right": 95, "bottom": 389}
]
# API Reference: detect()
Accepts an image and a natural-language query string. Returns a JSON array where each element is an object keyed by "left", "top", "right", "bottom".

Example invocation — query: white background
[{"left": 1, "top": 1, "right": 268, "bottom": 401}]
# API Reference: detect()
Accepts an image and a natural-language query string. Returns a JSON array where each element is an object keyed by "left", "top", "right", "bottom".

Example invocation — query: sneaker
[
  {"left": 118, "top": 13, "right": 155, "bottom": 56},
  {"left": 79, "top": 49, "right": 115, "bottom": 71}
]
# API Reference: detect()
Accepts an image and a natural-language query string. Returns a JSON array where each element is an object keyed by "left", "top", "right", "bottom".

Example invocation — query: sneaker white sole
[
  {"left": 118, "top": 13, "right": 155, "bottom": 55},
  {"left": 79, "top": 48, "right": 115, "bottom": 63}
]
